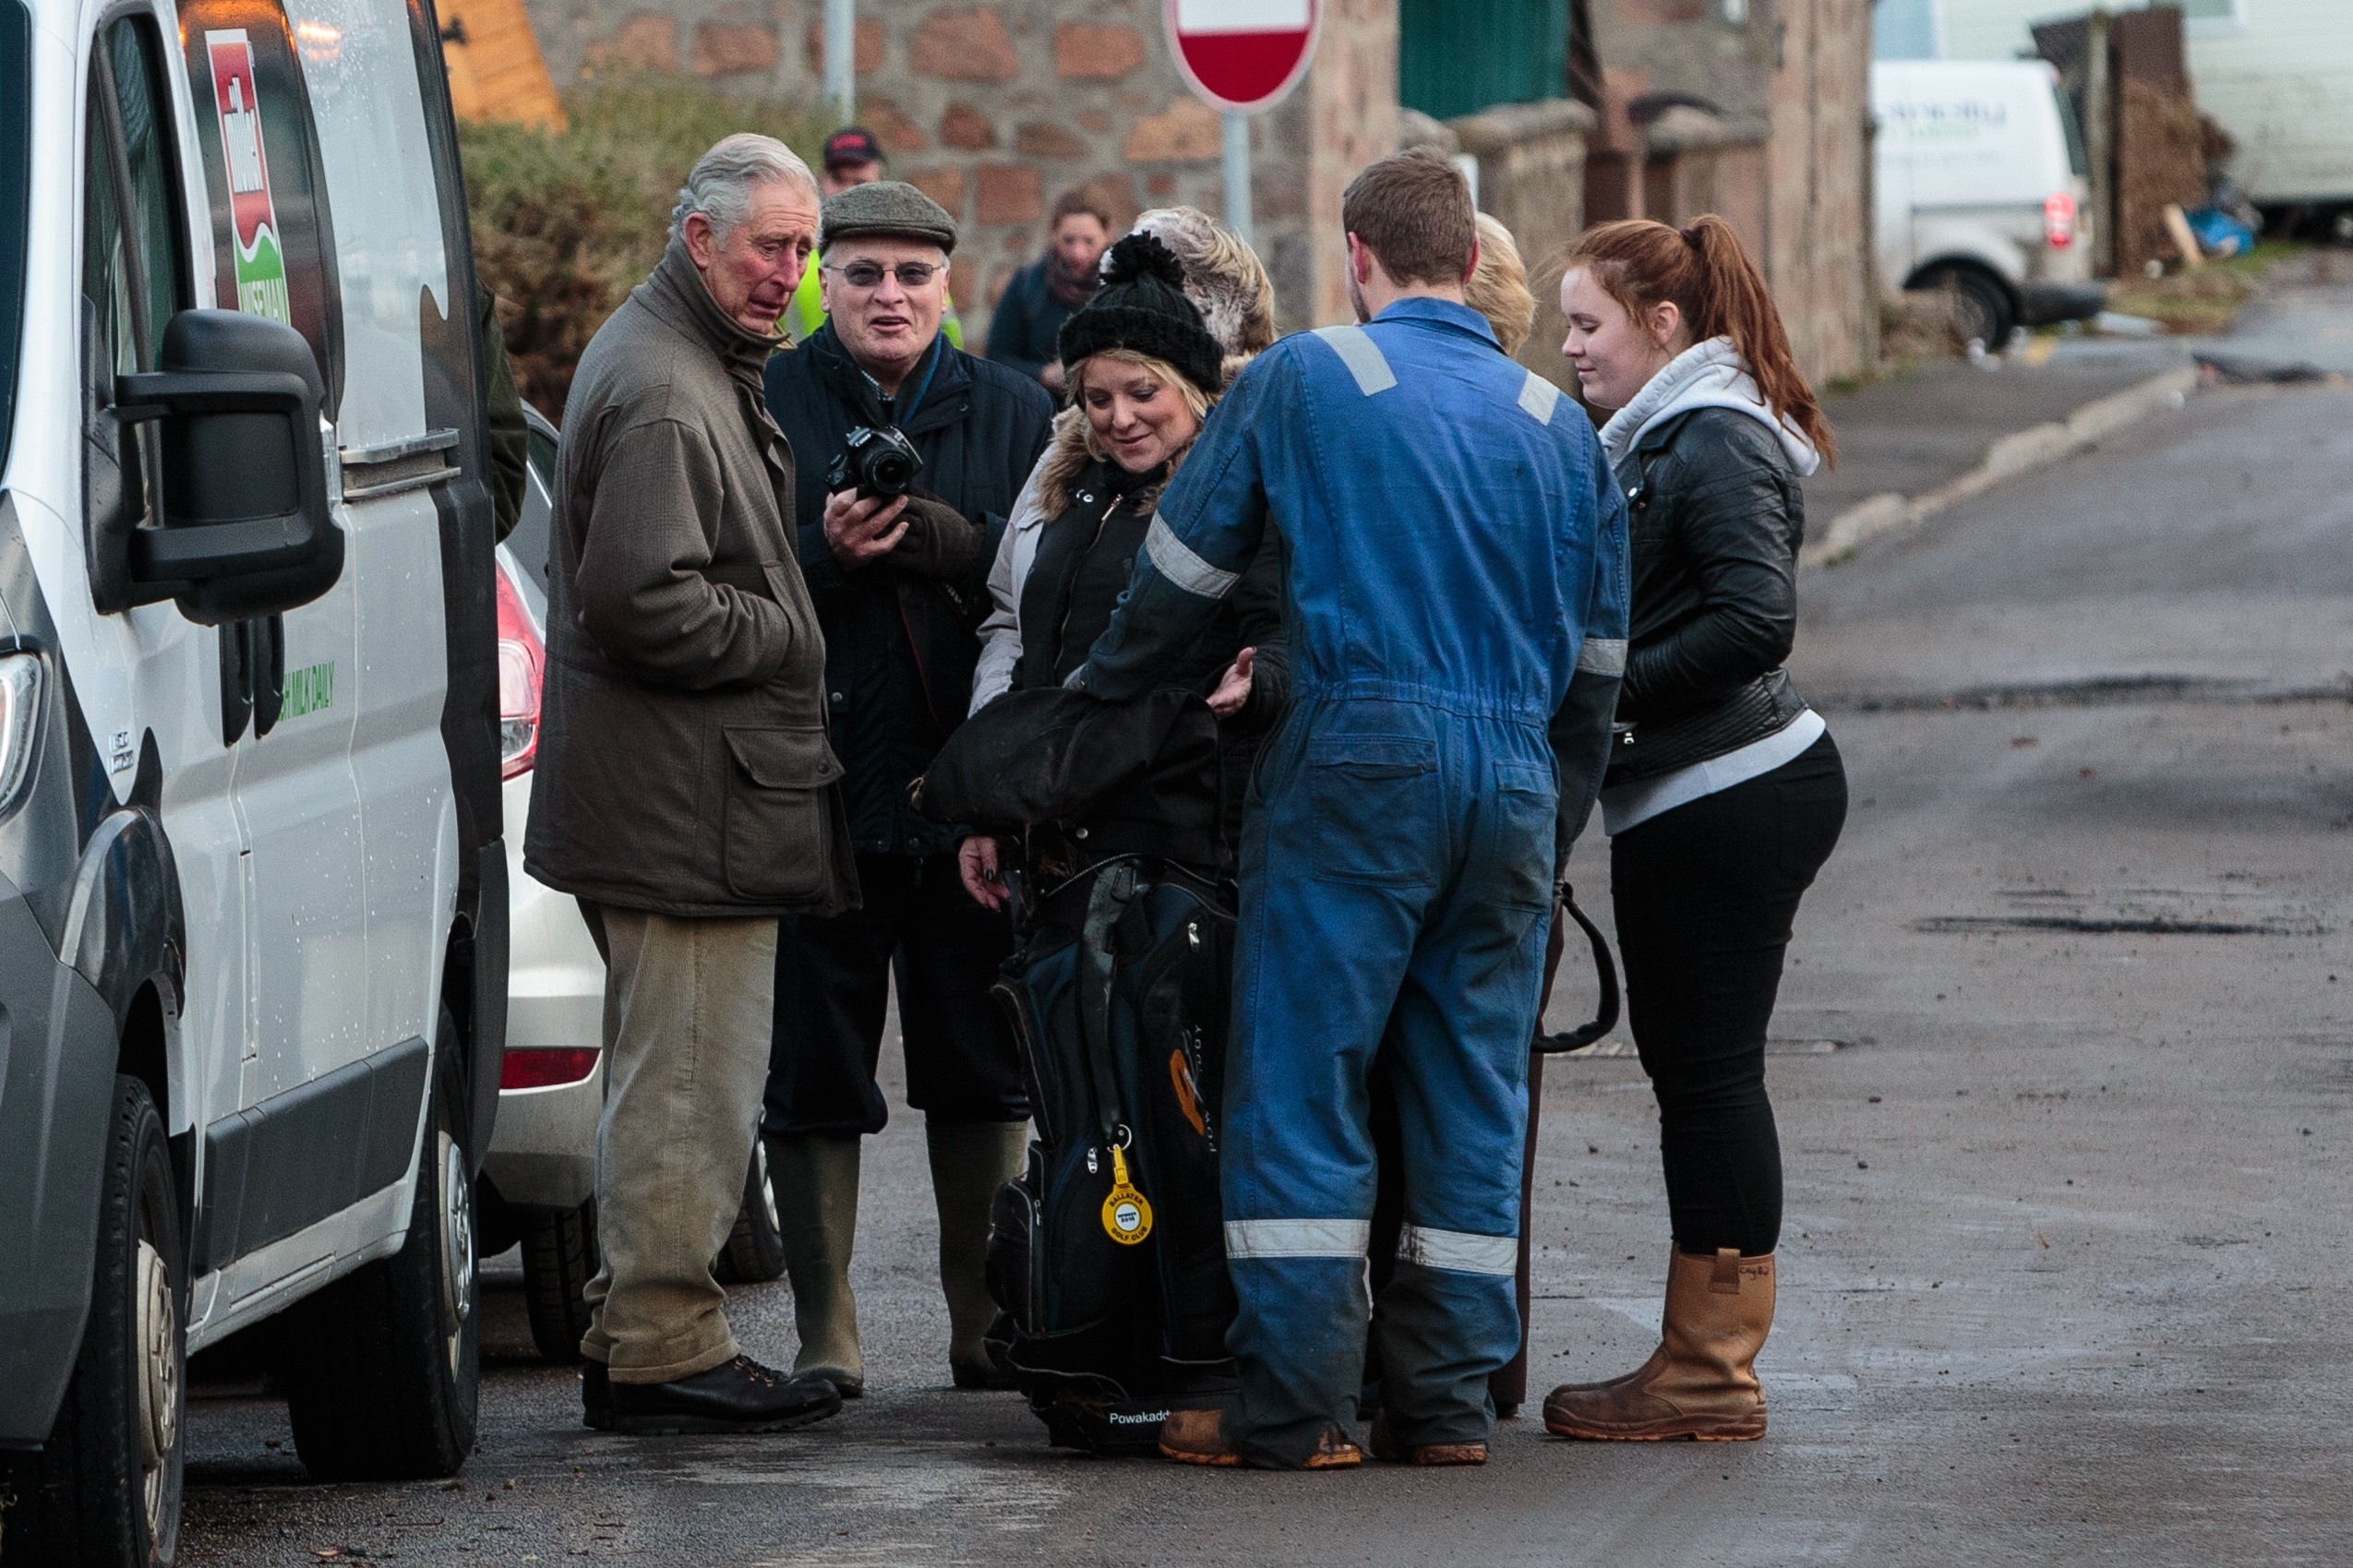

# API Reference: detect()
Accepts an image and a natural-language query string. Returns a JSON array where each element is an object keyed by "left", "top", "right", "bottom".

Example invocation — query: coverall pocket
[
  {"left": 1305, "top": 736, "right": 1439, "bottom": 886},
  {"left": 721, "top": 725, "right": 845, "bottom": 901},
  {"left": 1486, "top": 760, "right": 1558, "bottom": 910}
]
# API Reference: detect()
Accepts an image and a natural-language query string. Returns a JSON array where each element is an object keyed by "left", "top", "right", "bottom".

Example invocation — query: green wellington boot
[
  {"left": 765, "top": 1132, "right": 865, "bottom": 1397},
  {"left": 925, "top": 1119, "right": 1028, "bottom": 1389}
]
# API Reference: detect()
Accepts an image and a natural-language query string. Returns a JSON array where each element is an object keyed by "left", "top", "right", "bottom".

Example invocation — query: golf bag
[{"left": 984, "top": 856, "right": 1240, "bottom": 1456}]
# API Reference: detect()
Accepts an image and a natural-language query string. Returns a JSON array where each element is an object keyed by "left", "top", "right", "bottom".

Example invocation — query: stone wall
[
  {"left": 1763, "top": 0, "right": 1876, "bottom": 383},
  {"left": 1581, "top": 0, "right": 1875, "bottom": 385},
  {"left": 519, "top": 0, "right": 1398, "bottom": 341},
  {"left": 1446, "top": 99, "right": 1596, "bottom": 389}
]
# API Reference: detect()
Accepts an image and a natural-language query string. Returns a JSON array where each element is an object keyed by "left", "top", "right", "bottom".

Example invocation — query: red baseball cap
[{"left": 822, "top": 126, "right": 885, "bottom": 171}]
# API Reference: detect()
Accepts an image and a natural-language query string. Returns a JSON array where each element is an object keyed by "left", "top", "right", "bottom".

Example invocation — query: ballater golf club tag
[{"left": 1101, "top": 1144, "right": 1153, "bottom": 1245}]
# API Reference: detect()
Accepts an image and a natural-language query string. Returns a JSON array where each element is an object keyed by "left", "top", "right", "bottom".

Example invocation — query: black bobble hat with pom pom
[{"left": 1055, "top": 232, "right": 1228, "bottom": 397}]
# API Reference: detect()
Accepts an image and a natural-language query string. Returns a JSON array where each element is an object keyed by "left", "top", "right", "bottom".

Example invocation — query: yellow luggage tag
[{"left": 1100, "top": 1144, "right": 1153, "bottom": 1246}]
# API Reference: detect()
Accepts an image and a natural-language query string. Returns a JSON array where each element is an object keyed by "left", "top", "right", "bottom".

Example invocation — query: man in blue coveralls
[{"left": 1065, "top": 150, "right": 1630, "bottom": 1470}]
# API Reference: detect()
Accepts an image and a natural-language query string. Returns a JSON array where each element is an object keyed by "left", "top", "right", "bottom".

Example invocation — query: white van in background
[
  {"left": 0, "top": 0, "right": 508, "bottom": 1560},
  {"left": 1874, "top": 59, "right": 2108, "bottom": 345}
]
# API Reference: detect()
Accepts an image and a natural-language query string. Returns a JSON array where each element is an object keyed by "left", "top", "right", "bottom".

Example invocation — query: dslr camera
[{"left": 825, "top": 425, "right": 924, "bottom": 499}]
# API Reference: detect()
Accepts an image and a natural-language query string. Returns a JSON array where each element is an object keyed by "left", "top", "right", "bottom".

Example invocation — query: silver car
[{"left": 479, "top": 407, "right": 785, "bottom": 1361}]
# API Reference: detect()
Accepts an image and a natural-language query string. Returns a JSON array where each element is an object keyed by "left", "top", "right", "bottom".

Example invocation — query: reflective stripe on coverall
[{"left": 1072, "top": 297, "right": 1630, "bottom": 1464}]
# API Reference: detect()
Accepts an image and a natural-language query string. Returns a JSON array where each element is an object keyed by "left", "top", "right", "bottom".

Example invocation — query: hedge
[{"left": 460, "top": 76, "right": 825, "bottom": 417}]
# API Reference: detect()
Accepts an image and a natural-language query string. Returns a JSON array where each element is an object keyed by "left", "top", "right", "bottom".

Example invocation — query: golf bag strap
[
  {"left": 1077, "top": 859, "right": 1140, "bottom": 1140},
  {"left": 1532, "top": 881, "right": 1621, "bottom": 1055}
]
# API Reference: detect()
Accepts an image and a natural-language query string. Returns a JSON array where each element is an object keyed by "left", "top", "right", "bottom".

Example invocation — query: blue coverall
[{"left": 1073, "top": 297, "right": 1630, "bottom": 1464}]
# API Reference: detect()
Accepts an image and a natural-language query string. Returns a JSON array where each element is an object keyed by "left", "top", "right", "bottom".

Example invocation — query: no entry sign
[{"left": 1165, "top": 0, "right": 1320, "bottom": 114}]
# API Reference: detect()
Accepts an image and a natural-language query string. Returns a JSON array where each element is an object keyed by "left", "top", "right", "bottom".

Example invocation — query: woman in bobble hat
[{"left": 958, "top": 225, "right": 1288, "bottom": 902}]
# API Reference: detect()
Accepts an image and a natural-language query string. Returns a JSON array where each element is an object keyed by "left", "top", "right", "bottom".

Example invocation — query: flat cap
[{"left": 819, "top": 180, "right": 957, "bottom": 255}]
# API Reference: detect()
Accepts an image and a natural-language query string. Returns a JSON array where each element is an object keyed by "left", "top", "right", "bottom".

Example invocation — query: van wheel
[
  {"left": 1917, "top": 265, "right": 2016, "bottom": 351},
  {"left": 279, "top": 1010, "right": 479, "bottom": 1479},
  {"left": 4, "top": 1077, "right": 185, "bottom": 1568},
  {"left": 714, "top": 1140, "right": 786, "bottom": 1285},
  {"left": 519, "top": 1199, "right": 599, "bottom": 1364}
]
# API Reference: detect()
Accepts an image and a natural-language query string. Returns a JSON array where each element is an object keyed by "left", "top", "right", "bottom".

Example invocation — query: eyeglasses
[{"left": 826, "top": 260, "right": 942, "bottom": 290}]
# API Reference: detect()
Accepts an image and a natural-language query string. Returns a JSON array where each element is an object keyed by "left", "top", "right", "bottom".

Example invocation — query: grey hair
[{"left": 670, "top": 133, "right": 818, "bottom": 244}]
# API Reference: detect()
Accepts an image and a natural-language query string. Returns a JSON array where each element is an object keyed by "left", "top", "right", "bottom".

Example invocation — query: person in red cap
[{"left": 790, "top": 127, "right": 964, "bottom": 347}]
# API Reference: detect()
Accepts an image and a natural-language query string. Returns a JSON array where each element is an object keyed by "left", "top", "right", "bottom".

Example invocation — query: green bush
[{"left": 460, "top": 76, "right": 825, "bottom": 417}]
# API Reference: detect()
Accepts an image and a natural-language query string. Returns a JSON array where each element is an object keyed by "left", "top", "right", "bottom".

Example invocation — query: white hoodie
[{"left": 1598, "top": 335, "right": 1821, "bottom": 478}]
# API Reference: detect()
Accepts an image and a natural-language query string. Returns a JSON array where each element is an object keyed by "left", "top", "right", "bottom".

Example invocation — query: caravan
[{"left": 0, "top": 0, "right": 505, "bottom": 1560}]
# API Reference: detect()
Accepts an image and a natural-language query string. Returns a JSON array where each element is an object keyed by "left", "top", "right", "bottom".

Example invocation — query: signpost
[{"left": 1164, "top": 0, "right": 1321, "bottom": 250}]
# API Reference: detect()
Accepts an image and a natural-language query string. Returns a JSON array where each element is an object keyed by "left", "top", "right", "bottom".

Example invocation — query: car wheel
[
  {"left": 519, "top": 1198, "right": 599, "bottom": 1364},
  {"left": 278, "top": 1008, "right": 479, "bottom": 1480},
  {"left": 714, "top": 1138, "right": 786, "bottom": 1285},
  {"left": 5, "top": 1076, "right": 186, "bottom": 1568},
  {"left": 1917, "top": 265, "right": 2016, "bottom": 352}
]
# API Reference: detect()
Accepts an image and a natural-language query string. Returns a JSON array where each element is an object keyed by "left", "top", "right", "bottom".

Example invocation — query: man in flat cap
[{"left": 759, "top": 180, "right": 1053, "bottom": 1396}]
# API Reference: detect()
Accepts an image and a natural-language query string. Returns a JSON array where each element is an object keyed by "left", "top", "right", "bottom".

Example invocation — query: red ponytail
[{"left": 1563, "top": 215, "right": 1836, "bottom": 468}]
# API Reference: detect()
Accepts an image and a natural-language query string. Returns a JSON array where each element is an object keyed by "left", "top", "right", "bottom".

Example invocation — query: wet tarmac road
[{"left": 180, "top": 377, "right": 2353, "bottom": 1567}]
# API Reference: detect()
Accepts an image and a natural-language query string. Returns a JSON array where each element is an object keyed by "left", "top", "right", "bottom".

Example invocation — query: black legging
[{"left": 1609, "top": 732, "right": 1847, "bottom": 1259}]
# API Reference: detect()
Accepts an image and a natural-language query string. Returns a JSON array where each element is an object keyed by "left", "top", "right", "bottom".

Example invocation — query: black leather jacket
[{"left": 1606, "top": 407, "right": 1812, "bottom": 785}]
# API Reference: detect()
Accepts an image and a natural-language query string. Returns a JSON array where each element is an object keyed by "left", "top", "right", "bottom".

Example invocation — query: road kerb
[{"left": 1802, "top": 365, "right": 2199, "bottom": 569}]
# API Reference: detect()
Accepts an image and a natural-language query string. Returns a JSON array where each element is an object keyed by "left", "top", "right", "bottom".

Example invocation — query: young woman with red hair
[{"left": 1543, "top": 216, "right": 1848, "bottom": 1444}]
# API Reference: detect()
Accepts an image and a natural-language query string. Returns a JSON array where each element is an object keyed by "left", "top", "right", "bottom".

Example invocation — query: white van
[
  {"left": 1873, "top": 58, "right": 2107, "bottom": 345},
  {"left": 0, "top": 0, "right": 507, "bottom": 1559}
]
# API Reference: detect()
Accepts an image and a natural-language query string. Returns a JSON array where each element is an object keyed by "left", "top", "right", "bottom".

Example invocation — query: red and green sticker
[{"left": 204, "top": 30, "right": 291, "bottom": 326}]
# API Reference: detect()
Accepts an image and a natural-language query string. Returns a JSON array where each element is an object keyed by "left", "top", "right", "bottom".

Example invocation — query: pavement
[
  {"left": 1802, "top": 336, "right": 2189, "bottom": 526},
  {"left": 174, "top": 283, "right": 2353, "bottom": 1567}
]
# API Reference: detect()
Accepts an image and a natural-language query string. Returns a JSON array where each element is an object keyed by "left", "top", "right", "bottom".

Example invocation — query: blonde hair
[
  {"left": 1041, "top": 349, "right": 1213, "bottom": 515},
  {"left": 1466, "top": 213, "right": 1536, "bottom": 357}
]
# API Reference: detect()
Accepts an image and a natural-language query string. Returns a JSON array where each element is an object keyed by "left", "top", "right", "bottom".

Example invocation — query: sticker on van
[
  {"left": 282, "top": 660, "right": 334, "bottom": 719},
  {"left": 203, "top": 31, "right": 293, "bottom": 327}
]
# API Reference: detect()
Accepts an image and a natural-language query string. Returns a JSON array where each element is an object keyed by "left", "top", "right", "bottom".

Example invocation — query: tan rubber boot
[
  {"left": 1543, "top": 1247, "right": 1774, "bottom": 1442},
  {"left": 765, "top": 1133, "right": 865, "bottom": 1397},
  {"left": 924, "top": 1119, "right": 1028, "bottom": 1389}
]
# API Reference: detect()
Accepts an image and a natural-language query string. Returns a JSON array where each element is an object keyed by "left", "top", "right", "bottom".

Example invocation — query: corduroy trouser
[{"left": 577, "top": 903, "right": 777, "bottom": 1383}]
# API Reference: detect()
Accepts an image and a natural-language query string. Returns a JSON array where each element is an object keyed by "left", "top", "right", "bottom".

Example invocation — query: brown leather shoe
[
  {"left": 1299, "top": 1427, "right": 1364, "bottom": 1469},
  {"left": 1159, "top": 1406, "right": 1242, "bottom": 1466},
  {"left": 1368, "top": 1413, "right": 1487, "bottom": 1466},
  {"left": 1159, "top": 1408, "right": 1363, "bottom": 1469},
  {"left": 1543, "top": 1247, "right": 1773, "bottom": 1442}
]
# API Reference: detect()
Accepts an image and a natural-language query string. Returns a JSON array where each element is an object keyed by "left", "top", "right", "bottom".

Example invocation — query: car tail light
[
  {"left": 2045, "top": 192, "right": 2078, "bottom": 248},
  {"left": 496, "top": 560, "right": 543, "bottom": 780},
  {"left": 500, "top": 1047, "right": 600, "bottom": 1090}
]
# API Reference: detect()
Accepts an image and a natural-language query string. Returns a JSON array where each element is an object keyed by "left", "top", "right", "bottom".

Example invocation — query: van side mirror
[{"left": 112, "top": 310, "right": 342, "bottom": 626}]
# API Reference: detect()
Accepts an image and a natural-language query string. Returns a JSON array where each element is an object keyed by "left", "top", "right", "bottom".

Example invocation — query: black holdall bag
[{"left": 982, "top": 857, "right": 1240, "bottom": 1456}]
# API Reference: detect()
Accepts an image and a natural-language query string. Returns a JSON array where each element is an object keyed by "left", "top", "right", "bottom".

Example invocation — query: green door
[{"left": 1400, "top": 0, "right": 1570, "bottom": 122}]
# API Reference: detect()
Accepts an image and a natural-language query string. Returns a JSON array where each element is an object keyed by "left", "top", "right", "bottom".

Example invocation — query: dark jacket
[
  {"left": 526, "top": 239, "right": 857, "bottom": 918},
  {"left": 763, "top": 325, "right": 1055, "bottom": 857},
  {"left": 1606, "top": 406, "right": 1811, "bottom": 785},
  {"left": 983, "top": 255, "right": 1076, "bottom": 385},
  {"left": 1013, "top": 458, "right": 1287, "bottom": 868}
]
